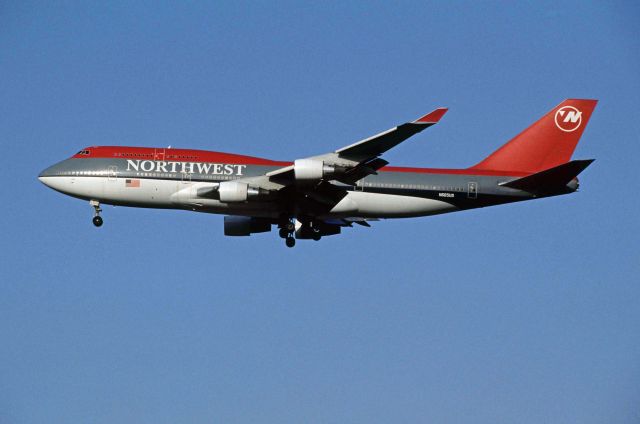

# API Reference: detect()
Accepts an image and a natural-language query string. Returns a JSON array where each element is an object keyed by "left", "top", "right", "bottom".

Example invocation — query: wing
[
  {"left": 335, "top": 107, "right": 448, "bottom": 162},
  {"left": 267, "top": 107, "right": 448, "bottom": 184},
  {"left": 187, "top": 108, "right": 448, "bottom": 212}
]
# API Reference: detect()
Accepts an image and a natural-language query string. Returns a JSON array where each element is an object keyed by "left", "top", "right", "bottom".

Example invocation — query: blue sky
[{"left": 1, "top": 1, "right": 639, "bottom": 423}]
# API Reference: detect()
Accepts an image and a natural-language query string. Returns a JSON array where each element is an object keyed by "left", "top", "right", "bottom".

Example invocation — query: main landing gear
[
  {"left": 90, "top": 200, "right": 103, "bottom": 227},
  {"left": 278, "top": 217, "right": 296, "bottom": 248},
  {"left": 277, "top": 217, "right": 323, "bottom": 248},
  {"left": 298, "top": 221, "right": 322, "bottom": 242}
]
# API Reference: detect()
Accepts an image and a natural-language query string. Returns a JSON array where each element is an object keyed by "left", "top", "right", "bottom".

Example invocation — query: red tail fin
[{"left": 470, "top": 99, "right": 597, "bottom": 173}]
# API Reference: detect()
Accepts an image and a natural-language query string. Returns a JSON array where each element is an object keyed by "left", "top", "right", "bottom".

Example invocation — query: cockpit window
[{"left": 76, "top": 150, "right": 91, "bottom": 155}]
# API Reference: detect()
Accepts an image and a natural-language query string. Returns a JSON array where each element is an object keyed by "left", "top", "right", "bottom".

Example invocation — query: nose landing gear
[{"left": 90, "top": 200, "right": 103, "bottom": 227}]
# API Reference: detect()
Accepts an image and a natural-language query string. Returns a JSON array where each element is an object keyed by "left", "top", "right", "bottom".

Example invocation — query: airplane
[{"left": 39, "top": 99, "right": 597, "bottom": 248}]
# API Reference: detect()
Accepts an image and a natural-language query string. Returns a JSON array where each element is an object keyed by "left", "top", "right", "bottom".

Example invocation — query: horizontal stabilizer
[{"left": 500, "top": 159, "right": 594, "bottom": 193}]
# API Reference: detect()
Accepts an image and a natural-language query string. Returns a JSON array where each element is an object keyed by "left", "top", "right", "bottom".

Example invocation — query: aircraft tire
[
  {"left": 92, "top": 216, "right": 103, "bottom": 227},
  {"left": 285, "top": 237, "right": 296, "bottom": 248}
]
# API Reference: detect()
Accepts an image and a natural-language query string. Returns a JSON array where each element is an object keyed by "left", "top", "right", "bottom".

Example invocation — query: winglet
[{"left": 413, "top": 107, "right": 448, "bottom": 124}]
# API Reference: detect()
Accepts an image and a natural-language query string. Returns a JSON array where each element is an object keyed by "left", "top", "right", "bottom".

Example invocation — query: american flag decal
[{"left": 125, "top": 179, "right": 140, "bottom": 188}]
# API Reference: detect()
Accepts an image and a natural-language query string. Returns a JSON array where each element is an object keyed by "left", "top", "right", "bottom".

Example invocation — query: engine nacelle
[
  {"left": 218, "top": 181, "right": 249, "bottom": 202},
  {"left": 294, "top": 159, "right": 343, "bottom": 182},
  {"left": 224, "top": 216, "right": 272, "bottom": 236},
  {"left": 215, "top": 181, "right": 270, "bottom": 202}
]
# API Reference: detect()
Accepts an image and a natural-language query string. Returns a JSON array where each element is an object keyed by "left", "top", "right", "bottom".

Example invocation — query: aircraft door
[
  {"left": 108, "top": 166, "right": 118, "bottom": 181},
  {"left": 181, "top": 172, "right": 191, "bottom": 184},
  {"left": 468, "top": 181, "right": 478, "bottom": 199},
  {"left": 175, "top": 171, "right": 192, "bottom": 204}
]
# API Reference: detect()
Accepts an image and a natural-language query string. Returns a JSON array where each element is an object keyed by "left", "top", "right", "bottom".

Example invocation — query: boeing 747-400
[{"left": 39, "top": 99, "right": 597, "bottom": 247}]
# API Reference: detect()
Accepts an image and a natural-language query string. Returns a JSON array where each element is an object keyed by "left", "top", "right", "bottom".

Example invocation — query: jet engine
[
  {"left": 294, "top": 159, "right": 346, "bottom": 182},
  {"left": 198, "top": 181, "right": 270, "bottom": 202},
  {"left": 224, "top": 216, "right": 272, "bottom": 236}
]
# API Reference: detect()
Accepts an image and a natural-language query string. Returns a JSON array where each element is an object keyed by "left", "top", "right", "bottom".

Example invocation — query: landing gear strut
[
  {"left": 299, "top": 220, "right": 322, "bottom": 242},
  {"left": 90, "top": 200, "right": 103, "bottom": 227},
  {"left": 278, "top": 216, "right": 296, "bottom": 248}
]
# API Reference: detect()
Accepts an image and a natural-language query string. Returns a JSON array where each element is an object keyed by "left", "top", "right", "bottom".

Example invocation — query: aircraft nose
[
  {"left": 38, "top": 165, "right": 56, "bottom": 186},
  {"left": 38, "top": 160, "right": 73, "bottom": 190}
]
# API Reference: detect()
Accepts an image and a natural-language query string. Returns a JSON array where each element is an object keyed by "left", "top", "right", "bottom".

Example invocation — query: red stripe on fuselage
[
  {"left": 73, "top": 146, "right": 528, "bottom": 177},
  {"left": 381, "top": 166, "right": 528, "bottom": 176},
  {"left": 74, "top": 146, "right": 291, "bottom": 166}
]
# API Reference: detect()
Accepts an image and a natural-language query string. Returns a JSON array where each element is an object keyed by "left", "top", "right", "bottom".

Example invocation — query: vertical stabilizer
[{"left": 470, "top": 99, "right": 597, "bottom": 173}]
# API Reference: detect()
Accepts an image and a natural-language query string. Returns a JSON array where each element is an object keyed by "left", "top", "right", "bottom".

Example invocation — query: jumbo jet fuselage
[
  {"left": 38, "top": 99, "right": 597, "bottom": 247},
  {"left": 38, "top": 147, "right": 544, "bottom": 217}
]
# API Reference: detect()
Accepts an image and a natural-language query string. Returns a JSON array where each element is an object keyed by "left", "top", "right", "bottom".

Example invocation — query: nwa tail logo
[{"left": 554, "top": 106, "right": 582, "bottom": 132}]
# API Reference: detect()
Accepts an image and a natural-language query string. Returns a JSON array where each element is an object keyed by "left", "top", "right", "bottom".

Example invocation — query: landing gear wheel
[
  {"left": 279, "top": 228, "right": 289, "bottom": 239},
  {"left": 285, "top": 221, "right": 295, "bottom": 232},
  {"left": 285, "top": 236, "right": 296, "bottom": 248},
  {"left": 90, "top": 200, "right": 103, "bottom": 228},
  {"left": 312, "top": 232, "right": 321, "bottom": 241}
]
